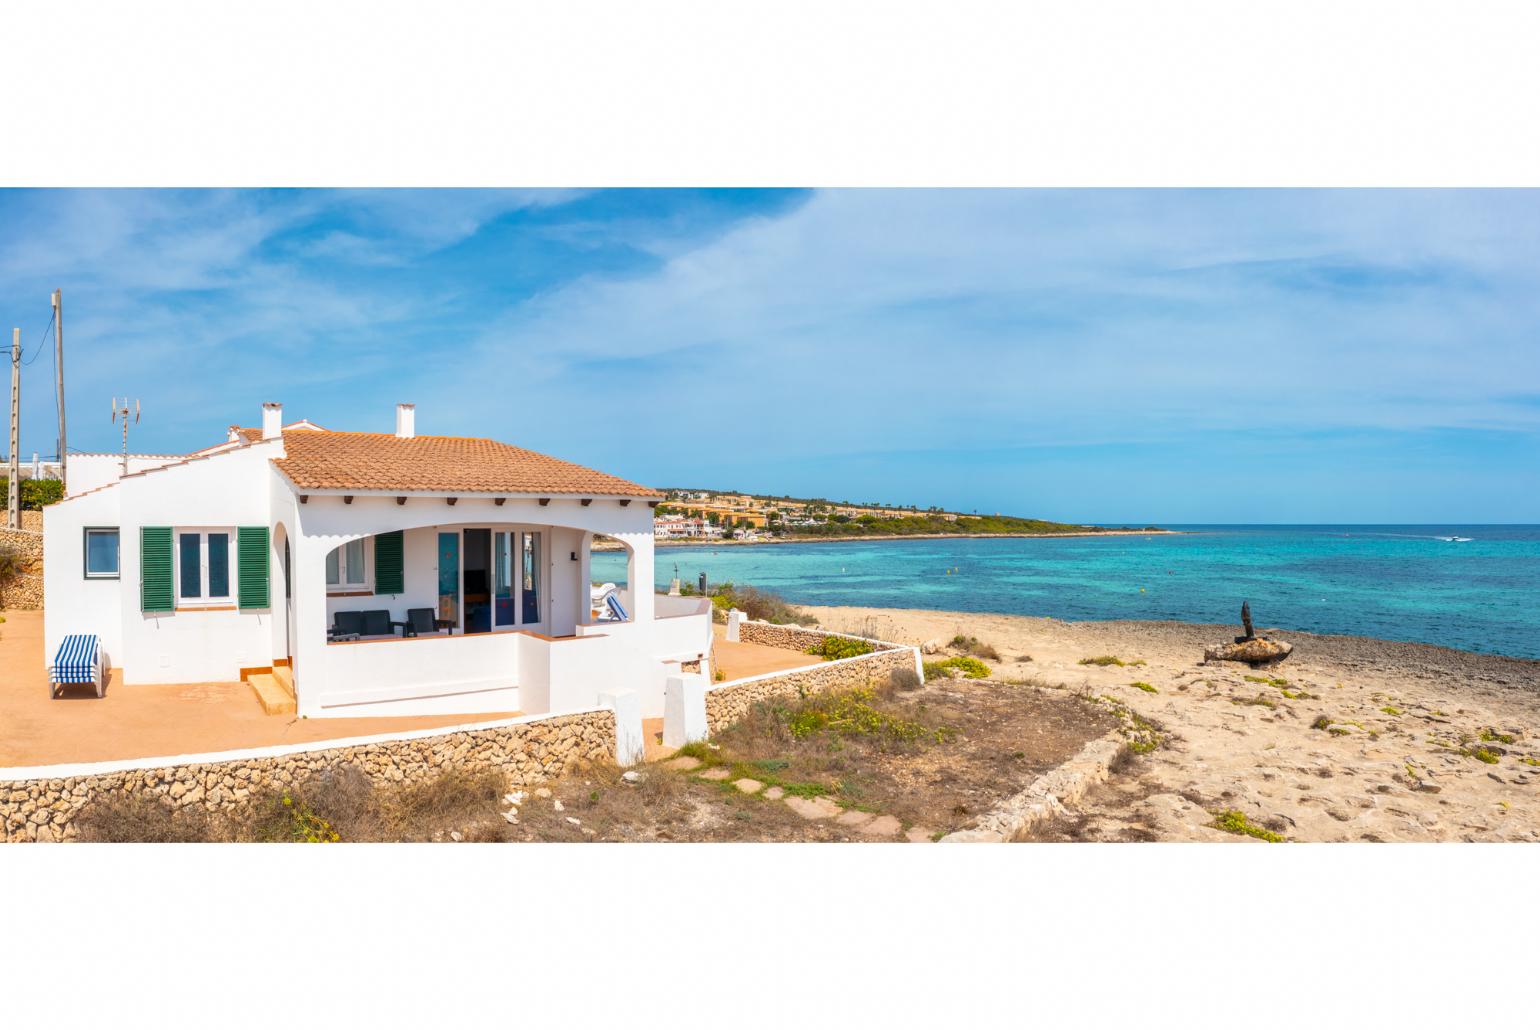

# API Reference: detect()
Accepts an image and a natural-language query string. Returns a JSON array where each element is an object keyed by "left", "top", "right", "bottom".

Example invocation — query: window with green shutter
[
  {"left": 140, "top": 526, "right": 173, "bottom": 612},
  {"left": 374, "top": 530, "right": 404, "bottom": 595},
  {"left": 237, "top": 526, "right": 270, "bottom": 609}
]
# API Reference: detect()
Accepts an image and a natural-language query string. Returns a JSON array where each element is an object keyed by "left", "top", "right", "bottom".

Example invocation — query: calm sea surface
[{"left": 592, "top": 526, "right": 1540, "bottom": 659}]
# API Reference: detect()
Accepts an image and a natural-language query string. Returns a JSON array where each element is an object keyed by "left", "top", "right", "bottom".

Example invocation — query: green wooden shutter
[
  {"left": 140, "top": 526, "right": 173, "bottom": 612},
  {"left": 374, "top": 530, "right": 404, "bottom": 595},
  {"left": 237, "top": 526, "right": 270, "bottom": 609}
]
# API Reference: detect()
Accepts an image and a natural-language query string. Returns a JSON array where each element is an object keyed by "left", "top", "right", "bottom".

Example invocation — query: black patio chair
[
  {"left": 396, "top": 607, "right": 454, "bottom": 637},
  {"left": 360, "top": 609, "right": 393, "bottom": 637},
  {"left": 329, "top": 610, "right": 364, "bottom": 641}
]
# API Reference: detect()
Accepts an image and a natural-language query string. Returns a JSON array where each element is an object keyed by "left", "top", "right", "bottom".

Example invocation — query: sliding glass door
[
  {"left": 494, "top": 531, "right": 516, "bottom": 628},
  {"left": 521, "top": 531, "right": 541, "bottom": 625},
  {"left": 437, "top": 531, "right": 460, "bottom": 628}
]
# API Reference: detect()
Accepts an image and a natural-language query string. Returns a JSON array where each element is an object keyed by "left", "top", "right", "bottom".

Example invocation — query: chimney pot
[
  {"left": 261, "top": 403, "right": 283, "bottom": 440},
  {"left": 396, "top": 403, "right": 416, "bottom": 439}
]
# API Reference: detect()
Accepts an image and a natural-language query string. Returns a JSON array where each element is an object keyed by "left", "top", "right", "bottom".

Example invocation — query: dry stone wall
[
  {"left": 706, "top": 621, "right": 922, "bottom": 733},
  {"left": 0, "top": 526, "right": 43, "bottom": 610},
  {"left": 1, "top": 708, "right": 615, "bottom": 843},
  {"left": 737, "top": 621, "right": 845, "bottom": 652}
]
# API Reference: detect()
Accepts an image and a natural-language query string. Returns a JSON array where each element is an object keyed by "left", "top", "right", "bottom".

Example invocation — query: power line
[{"left": 20, "top": 309, "right": 55, "bottom": 366}]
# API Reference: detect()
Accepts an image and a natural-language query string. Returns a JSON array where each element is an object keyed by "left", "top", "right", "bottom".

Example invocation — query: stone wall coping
[{"left": 0, "top": 704, "right": 611, "bottom": 783}]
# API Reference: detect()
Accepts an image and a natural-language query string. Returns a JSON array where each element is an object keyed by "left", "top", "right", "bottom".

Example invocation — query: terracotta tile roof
[{"left": 272, "top": 431, "right": 662, "bottom": 497}]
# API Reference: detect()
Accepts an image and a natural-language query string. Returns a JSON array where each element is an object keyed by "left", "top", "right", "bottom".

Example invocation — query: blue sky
[{"left": 1, "top": 188, "right": 1536, "bottom": 523}]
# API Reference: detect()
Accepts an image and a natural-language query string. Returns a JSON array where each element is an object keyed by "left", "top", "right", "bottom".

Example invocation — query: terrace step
[
  {"left": 272, "top": 665, "right": 294, "bottom": 693},
  {"left": 248, "top": 672, "right": 296, "bottom": 716}
]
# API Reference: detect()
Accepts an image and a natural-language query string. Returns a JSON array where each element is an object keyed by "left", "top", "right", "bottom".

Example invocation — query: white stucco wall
[{"left": 64, "top": 453, "right": 189, "bottom": 497}]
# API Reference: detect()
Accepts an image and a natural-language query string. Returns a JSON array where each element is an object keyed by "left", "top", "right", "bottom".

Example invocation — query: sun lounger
[
  {"left": 50, "top": 634, "right": 104, "bottom": 699},
  {"left": 605, "top": 593, "right": 630, "bottom": 622}
]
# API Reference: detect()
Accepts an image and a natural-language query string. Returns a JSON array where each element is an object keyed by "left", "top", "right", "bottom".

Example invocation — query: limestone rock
[{"left": 1204, "top": 637, "right": 1293, "bottom": 667}]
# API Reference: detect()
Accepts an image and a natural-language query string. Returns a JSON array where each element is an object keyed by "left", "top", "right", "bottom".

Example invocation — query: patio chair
[
  {"left": 396, "top": 607, "right": 454, "bottom": 637},
  {"left": 49, "top": 634, "right": 104, "bottom": 699},
  {"left": 361, "top": 609, "right": 393, "bottom": 637},
  {"left": 605, "top": 593, "right": 630, "bottom": 622},
  {"left": 329, "top": 610, "right": 364, "bottom": 641}
]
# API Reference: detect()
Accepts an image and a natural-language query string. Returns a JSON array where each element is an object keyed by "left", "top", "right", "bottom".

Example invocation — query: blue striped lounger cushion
[{"left": 51, "top": 634, "right": 100, "bottom": 684}]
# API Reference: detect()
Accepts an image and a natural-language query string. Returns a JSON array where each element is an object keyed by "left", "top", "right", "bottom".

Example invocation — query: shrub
[
  {"left": 943, "top": 655, "right": 990, "bottom": 678},
  {"left": 1, "top": 477, "right": 63, "bottom": 510},
  {"left": 1130, "top": 681, "right": 1157, "bottom": 693},
  {"left": 0, "top": 542, "right": 23, "bottom": 592},
  {"left": 806, "top": 635, "right": 876, "bottom": 661},
  {"left": 888, "top": 667, "right": 921, "bottom": 692},
  {"left": 948, "top": 634, "right": 1001, "bottom": 661},
  {"left": 925, "top": 655, "right": 991, "bottom": 679},
  {"left": 708, "top": 582, "right": 815, "bottom": 625},
  {"left": 1079, "top": 655, "right": 1140, "bottom": 667}
]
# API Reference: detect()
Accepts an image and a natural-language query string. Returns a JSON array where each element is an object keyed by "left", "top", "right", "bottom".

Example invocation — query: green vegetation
[
  {"left": 1481, "top": 729, "right": 1517, "bottom": 745},
  {"left": 1469, "top": 747, "right": 1501, "bottom": 765},
  {"left": 269, "top": 792, "right": 341, "bottom": 843},
  {"left": 1130, "top": 681, "right": 1158, "bottom": 694},
  {"left": 0, "top": 477, "right": 62, "bottom": 511},
  {"left": 1092, "top": 694, "right": 1163, "bottom": 754},
  {"left": 1311, "top": 716, "right": 1332, "bottom": 731},
  {"left": 1232, "top": 694, "right": 1277, "bottom": 709},
  {"left": 1380, "top": 705, "right": 1403, "bottom": 716},
  {"left": 806, "top": 635, "right": 876, "bottom": 661},
  {"left": 1211, "top": 809, "right": 1285, "bottom": 843},
  {"left": 1245, "top": 675, "right": 1290, "bottom": 688},
  {"left": 1079, "top": 655, "right": 1145, "bottom": 668},
  {"left": 692, "top": 581, "right": 815, "bottom": 626},
  {"left": 925, "top": 655, "right": 991, "bottom": 679},
  {"left": 782, "top": 688, "right": 950, "bottom": 746}
]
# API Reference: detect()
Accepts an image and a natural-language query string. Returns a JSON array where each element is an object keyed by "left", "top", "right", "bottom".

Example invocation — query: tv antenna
[{"left": 111, "top": 397, "right": 140, "bottom": 475}]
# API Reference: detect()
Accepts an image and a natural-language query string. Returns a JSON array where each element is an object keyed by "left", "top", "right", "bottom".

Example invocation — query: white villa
[{"left": 42, "top": 403, "right": 713, "bottom": 719}]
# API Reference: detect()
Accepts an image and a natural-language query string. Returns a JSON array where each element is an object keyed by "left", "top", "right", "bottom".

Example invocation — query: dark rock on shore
[{"left": 1203, "top": 637, "right": 1294, "bottom": 666}]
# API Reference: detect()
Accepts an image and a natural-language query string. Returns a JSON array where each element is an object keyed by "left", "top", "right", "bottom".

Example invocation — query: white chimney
[
  {"left": 395, "top": 403, "right": 416, "bottom": 439},
  {"left": 261, "top": 402, "right": 283, "bottom": 440}
]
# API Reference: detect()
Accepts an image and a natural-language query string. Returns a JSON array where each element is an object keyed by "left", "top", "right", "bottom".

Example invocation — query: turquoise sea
[{"left": 593, "top": 526, "right": 1540, "bottom": 660}]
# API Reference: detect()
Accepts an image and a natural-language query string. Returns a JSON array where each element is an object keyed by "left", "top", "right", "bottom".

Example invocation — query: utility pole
[
  {"left": 8, "top": 328, "right": 19, "bottom": 529},
  {"left": 52, "top": 288, "right": 66, "bottom": 495}
]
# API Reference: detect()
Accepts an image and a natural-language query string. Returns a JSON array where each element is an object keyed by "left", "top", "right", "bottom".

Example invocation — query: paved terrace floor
[
  {"left": 709, "top": 622, "right": 824, "bottom": 680},
  {"left": 0, "top": 610, "right": 519, "bottom": 769}
]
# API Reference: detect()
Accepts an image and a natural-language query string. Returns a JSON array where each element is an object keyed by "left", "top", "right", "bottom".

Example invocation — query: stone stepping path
[{"left": 687, "top": 763, "right": 930, "bottom": 840}]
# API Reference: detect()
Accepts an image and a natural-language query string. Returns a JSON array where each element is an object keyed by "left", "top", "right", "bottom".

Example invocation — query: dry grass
[
  {"left": 949, "top": 634, "right": 1002, "bottom": 661},
  {"left": 71, "top": 764, "right": 512, "bottom": 843},
  {"left": 72, "top": 793, "right": 224, "bottom": 842}
]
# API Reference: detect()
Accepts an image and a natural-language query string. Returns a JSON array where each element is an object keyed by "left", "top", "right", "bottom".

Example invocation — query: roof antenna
[{"left": 111, "top": 396, "right": 141, "bottom": 476}]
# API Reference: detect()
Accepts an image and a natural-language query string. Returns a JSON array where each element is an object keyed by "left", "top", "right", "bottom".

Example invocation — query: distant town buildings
[{"left": 653, "top": 488, "right": 965, "bottom": 539}]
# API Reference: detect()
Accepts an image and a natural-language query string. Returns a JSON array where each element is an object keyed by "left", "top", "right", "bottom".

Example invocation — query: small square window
[{"left": 84, "top": 528, "right": 120, "bottom": 578}]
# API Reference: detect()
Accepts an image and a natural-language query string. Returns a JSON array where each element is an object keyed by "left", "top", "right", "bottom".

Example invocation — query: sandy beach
[{"left": 803, "top": 605, "right": 1540, "bottom": 842}]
